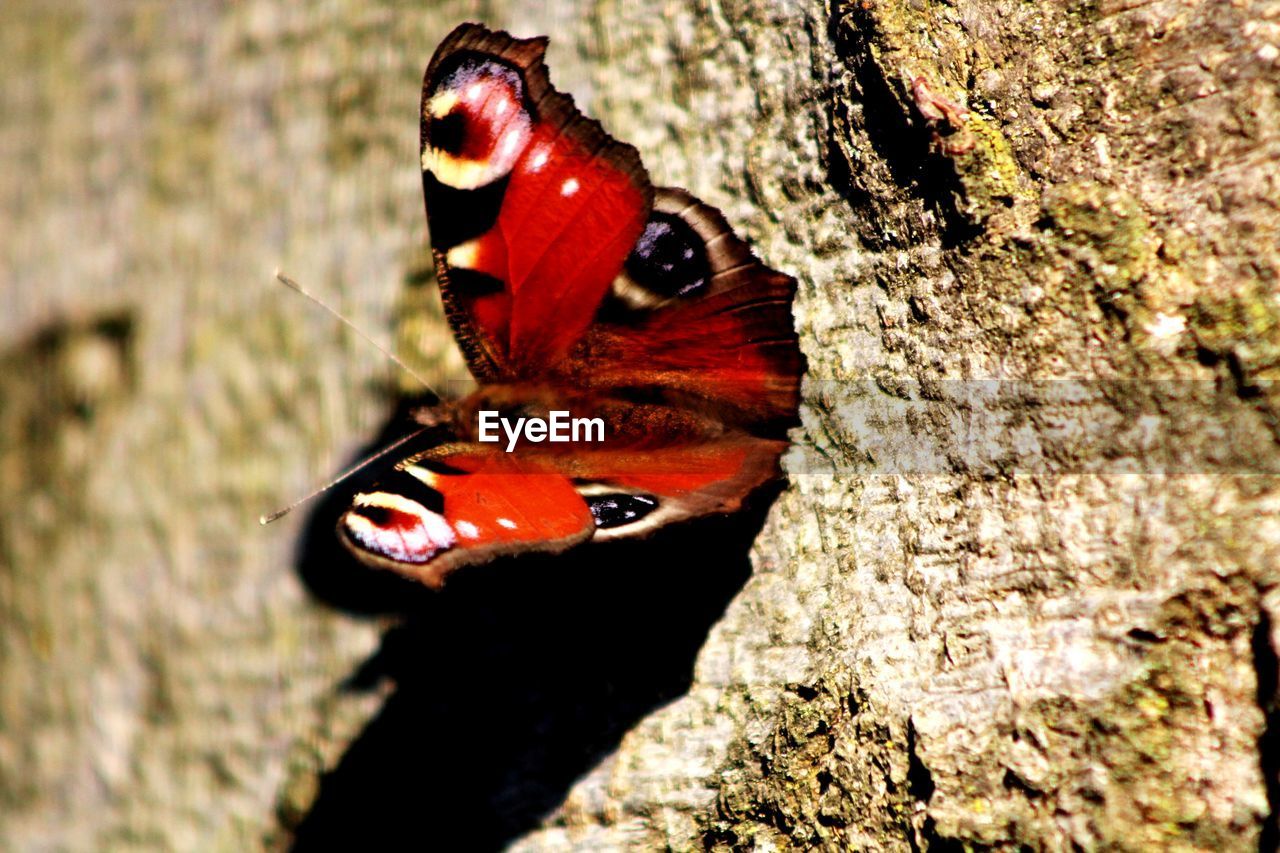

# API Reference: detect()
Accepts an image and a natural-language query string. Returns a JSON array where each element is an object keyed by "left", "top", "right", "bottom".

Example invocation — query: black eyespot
[
  {"left": 429, "top": 112, "right": 466, "bottom": 155},
  {"left": 587, "top": 493, "right": 659, "bottom": 529},
  {"left": 624, "top": 213, "right": 711, "bottom": 298},
  {"left": 354, "top": 504, "right": 392, "bottom": 525}
]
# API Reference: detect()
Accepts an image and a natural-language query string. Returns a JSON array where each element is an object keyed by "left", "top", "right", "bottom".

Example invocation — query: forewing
[{"left": 421, "top": 24, "right": 653, "bottom": 379}]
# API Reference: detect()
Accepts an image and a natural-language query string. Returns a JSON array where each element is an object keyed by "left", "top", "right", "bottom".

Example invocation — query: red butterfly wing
[{"left": 421, "top": 24, "right": 652, "bottom": 378}]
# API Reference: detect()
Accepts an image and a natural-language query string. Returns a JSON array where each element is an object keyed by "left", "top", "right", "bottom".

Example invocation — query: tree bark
[{"left": 2, "top": 0, "right": 1277, "bottom": 850}]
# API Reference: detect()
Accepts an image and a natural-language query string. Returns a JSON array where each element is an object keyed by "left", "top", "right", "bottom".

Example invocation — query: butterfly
[{"left": 336, "top": 23, "right": 803, "bottom": 588}]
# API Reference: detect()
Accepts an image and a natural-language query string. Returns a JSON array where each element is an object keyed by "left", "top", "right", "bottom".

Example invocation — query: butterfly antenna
[
  {"left": 260, "top": 425, "right": 432, "bottom": 524},
  {"left": 273, "top": 270, "right": 440, "bottom": 398}
]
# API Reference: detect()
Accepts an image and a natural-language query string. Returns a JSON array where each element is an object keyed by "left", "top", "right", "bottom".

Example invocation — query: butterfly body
[{"left": 338, "top": 23, "right": 802, "bottom": 587}]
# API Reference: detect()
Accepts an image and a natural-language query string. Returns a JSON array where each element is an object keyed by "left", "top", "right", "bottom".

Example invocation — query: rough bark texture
[{"left": 3, "top": 0, "right": 1278, "bottom": 850}]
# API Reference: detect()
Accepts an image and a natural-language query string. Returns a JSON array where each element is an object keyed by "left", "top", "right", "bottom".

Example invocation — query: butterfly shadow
[{"left": 287, "top": 402, "right": 775, "bottom": 850}]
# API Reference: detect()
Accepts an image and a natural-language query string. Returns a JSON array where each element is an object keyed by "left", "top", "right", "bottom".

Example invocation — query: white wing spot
[
  {"left": 561, "top": 177, "right": 580, "bottom": 197},
  {"left": 500, "top": 129, "right": 523, "bottom": 159},
  {"left": 466, "top": 82, "right": 483, "bottom": 102},
  {"left": 529, "top": 149, "right": 549, "bottom": 171},
  {"left": 427, "top": 91, "right": 458, "bottom": 119},
  {"left": 445, "top": 240, "right": 480, "bottom": 269},
  {"left": 497, "top": 517, "right": 518, "bottom": 530},
  {"left": 456, "top": 520, "right": 480, "bottom": 539}
]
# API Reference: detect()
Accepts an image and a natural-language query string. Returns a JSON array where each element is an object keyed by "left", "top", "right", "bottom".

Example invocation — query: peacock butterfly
[{"left": 337, "top": 23, "right": 803, "bottom": 587}]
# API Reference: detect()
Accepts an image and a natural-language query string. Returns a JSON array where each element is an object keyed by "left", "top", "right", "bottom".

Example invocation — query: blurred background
[{"left": 0, "top": 1, "right": 553, "bottom": 846}]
